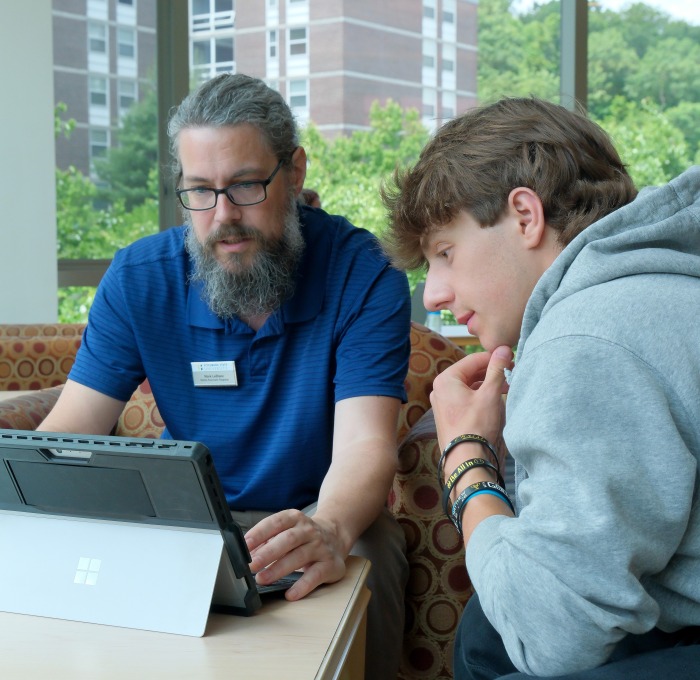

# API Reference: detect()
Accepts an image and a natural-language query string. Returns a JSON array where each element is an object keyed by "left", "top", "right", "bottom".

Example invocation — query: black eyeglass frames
[{"left": 176, "top": 158, "right": 285, "bottom": 211}]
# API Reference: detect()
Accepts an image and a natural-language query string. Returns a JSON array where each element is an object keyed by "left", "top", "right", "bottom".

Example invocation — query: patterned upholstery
[
  {"left": 392, "top": 324, "right": 472, "bottom": 680},
  {"left": 0, "top": 324, "right": 85, "bottom": 389},
  {"left": 0, "top": 321, "right": 472, "bottom": 680},
  {"left": 0, "top": 385, "right": 64, "bottom": 430}
]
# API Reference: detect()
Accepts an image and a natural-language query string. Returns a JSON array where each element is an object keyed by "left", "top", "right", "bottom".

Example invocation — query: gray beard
[{"left": 184, "top": 196, "right": 305, "bottom": 320}]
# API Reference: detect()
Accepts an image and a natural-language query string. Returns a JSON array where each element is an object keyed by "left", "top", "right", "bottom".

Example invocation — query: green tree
[
  {"left": 477, "top": 0, "right": 698, "bottom": 187},
  {"left": 302, "top": 100, "right": 428, "bottom": 238},
  {"left": 94, "top": 85, "right": 159, "bottom": 210},
  {"left": 601, "top": 97, "right": 691, "bottom": 187}
]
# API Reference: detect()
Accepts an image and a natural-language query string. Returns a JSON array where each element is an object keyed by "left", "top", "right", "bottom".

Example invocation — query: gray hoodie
[{"left": 466, "top": 166, "right": 700, "bottom": 676}]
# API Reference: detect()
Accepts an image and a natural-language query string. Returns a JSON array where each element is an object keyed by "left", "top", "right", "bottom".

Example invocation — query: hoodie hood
[{"left": 517, "top": 165, "right": 700, "bottom": 358}]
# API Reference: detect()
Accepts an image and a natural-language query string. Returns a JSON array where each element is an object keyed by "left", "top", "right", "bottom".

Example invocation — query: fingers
[
  {"left": 483, "top": 346, "right": 514, "bottom": 392},
  {"left": 243, "top": 511, "right": 346, "bottom": 600}
]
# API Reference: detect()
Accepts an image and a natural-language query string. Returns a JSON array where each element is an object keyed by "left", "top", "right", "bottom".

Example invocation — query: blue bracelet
[{"left": 450, "top": 480, "right": 514, "bottom": 535}]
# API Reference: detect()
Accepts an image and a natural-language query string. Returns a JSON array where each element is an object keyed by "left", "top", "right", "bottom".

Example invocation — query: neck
[{"left": 241, "top": 312, "right": 271, "bottom": 332}]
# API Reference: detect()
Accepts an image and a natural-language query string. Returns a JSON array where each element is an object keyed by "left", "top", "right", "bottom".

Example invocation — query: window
[
  {"left": 193, "top": 0, "right": 234, "bottom": 31},
  {"left": 89, "top": 128, "right": 109, "bottom": 171},
  {"left": 443, "top": 10, "right": 454, "bottom": 24},
  {"left": 269, "top": 30, "right": 278, "bottom": 58},
  {"left": 215, "top": 37, "right": 234, "bottom": 64},
  {"left": 118, "top": 28, "right": 135, "bottom": 58},
  {"left": 289, "top": 27, "right": 307, "bottom": 56},
  {"left": 118, "top": 0, "right": 134, "bottom": 5},
  {"left": 118, "top": 79, "right": 137, "bottom": 111},
  {"left": 423, "top": 54, "right": 435, "bottom": 68},
  {"left": 443, "top": 58, "right": 454, "bottom": 72},
  {"left": 193, "top": 40, "right": 211, "bottom": 67},
  {"left": 89, "top": 76, "right": 108, "bottom": 106},
  {"left": 423, "top": 6, "right": 435, "bottom": 19},
  {"left": 193, "top": 37, "right": 234, "bottom": 82},
  {"left": 289, "top": 79, "right": 307, "bottom": 108},
  {"left": 88, "top": 22, "right": 107, "bottom": 54}
]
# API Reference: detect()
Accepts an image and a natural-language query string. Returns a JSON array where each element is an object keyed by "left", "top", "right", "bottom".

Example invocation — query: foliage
[
  {"left": 478, "top": 0, "right": 698, "bottom": 186},
  {"left": 302, "top": 101, "right": 428, "bottom": 235},
  {"left": 54, "top": 102, "right": 75, "bottom": 139},
  {"left": 301, "top": 100, "right": 429, "bottom": 291},
  {"left": 93, "top": 86, "right": 159, "bottom": 210}
]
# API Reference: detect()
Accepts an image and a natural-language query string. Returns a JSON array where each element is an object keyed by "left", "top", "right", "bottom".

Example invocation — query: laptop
[{"left": 0, "top": 428, "right": 299, "bottom": 636}]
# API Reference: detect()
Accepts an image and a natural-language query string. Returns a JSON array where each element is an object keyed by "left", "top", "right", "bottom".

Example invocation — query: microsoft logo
[{"left": 74, "top": 557, "right": 101, "bottom": 586}]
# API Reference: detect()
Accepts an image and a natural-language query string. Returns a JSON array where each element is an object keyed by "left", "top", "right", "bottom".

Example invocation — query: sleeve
[
  {"left": 333, "top": 260, "right": 411, "bottom": 403},
  {"left": 68, "top": 258, "right": 146, "bottom": 401},
  {"left": 465, "top": 335, "right": 696, "bottom": 676}
]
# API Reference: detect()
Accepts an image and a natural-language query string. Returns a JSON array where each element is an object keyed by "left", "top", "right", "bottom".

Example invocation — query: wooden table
[{"left": 0, "top": 556, "right": 371, "bottom": 680}]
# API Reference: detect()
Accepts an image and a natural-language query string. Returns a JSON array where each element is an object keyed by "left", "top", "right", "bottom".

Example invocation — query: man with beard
[{"left": 38, "top": 73, "right": 411, "bottom": 680}]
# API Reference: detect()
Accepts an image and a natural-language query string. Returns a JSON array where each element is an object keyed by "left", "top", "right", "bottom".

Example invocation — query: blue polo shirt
[{"left": 69, "top": 207, "right": 411, "bottom": 511}]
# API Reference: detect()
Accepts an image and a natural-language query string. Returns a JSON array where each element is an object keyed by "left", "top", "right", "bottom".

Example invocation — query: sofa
[
  {"left": 0, "top": 321, "right": 472, "bottom": 679},
  {"left": 0, "top": 324, "right": 85, "bottom": 390}
]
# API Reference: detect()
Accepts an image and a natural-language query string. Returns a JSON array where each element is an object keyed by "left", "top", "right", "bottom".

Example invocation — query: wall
[{"left": 0, "top": 0, "right": 58, "bottom": 322}]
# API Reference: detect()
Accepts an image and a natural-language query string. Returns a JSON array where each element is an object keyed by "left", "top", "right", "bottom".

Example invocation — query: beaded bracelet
[
  {"left": 450, "top": 480, "right": 514, "bottom": 536},
  {"left": 437, "top": 433, "right": 501, "bottom": 490},
  {"left": 441, "top": 458, "right": 505, "bottom": 519}
]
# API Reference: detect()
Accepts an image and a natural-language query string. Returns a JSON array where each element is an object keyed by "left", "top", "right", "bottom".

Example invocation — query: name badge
[{"left": 191, "top": 361, "right": 238, "bottom": 387}]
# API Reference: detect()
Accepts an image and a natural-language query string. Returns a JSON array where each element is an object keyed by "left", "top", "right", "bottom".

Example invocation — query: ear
[
  {"left": 508, "top": 187, "right": 546, "bottom": 250},
  {"left": 290, "top": 146, "right": 308, "bottom": 196}
]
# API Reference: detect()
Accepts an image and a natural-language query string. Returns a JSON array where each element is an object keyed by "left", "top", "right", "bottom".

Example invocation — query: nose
[
  {"left": 423, "top": 269, "right": 453, "bottom": 313},
  {"left": 213, "top": 191, "right": 243, "bottom": 222}
]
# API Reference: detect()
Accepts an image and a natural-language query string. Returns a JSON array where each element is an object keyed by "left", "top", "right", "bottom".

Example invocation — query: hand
[
  {"left": 430, "top": 346, "right": 514, "bottom": 467},
  {"left": 244, "top": 510, "right": 347, "bottom": 601}
]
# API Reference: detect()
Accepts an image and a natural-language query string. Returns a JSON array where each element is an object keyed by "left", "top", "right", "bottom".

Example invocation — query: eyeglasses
[{"left": 176, "top": 159, "right": 284, "bottom": 211}]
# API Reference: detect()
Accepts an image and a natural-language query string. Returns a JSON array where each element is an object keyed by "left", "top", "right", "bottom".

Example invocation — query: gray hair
[{"left": 167, "top": 73, "right": 299, "bottom": 185}]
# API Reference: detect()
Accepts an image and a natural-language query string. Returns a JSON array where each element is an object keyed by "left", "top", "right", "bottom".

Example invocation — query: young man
[
  {"left": 39, "top": 73, "right": 411, "bottom": 679},
  {"left": 382, "top": 97, "right": 700, "bottom": 678}
]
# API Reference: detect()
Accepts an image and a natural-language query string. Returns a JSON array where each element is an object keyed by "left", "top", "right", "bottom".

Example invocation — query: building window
[
  {"left": 88, "top": 22, "right": 107, "bottom": 54},
  {"left": 193, "top": 0, "right": 209, "bottom": 15},
  {"left": 89, "top": 76, "right": 108, "bottom": 106},
  {"left": 288, "top": 27, "right": 307, "bottom": 56},
  {"left": 117, "top": 28, "right": 135, "bottom": 58},
  {"left": 269, "top": 30, "right": 278, "bottom": 58},
  {"left": 289, "top": 79, "right": 308, "bottom": 108},
  {"left": 215, "top": 37, "right": 234, "bottom": 69},
  {"left": 443, "top": 58, "right": 454, "bottom": 72},
  {"left": 193, "top": 39, "right": 211, "bottom": 68},
  {"left": 118, "top": 0, "right": 134, "bottom": 5},
  {"left": 193, "top": 37, "right": 234, "bottom": 82},
  {"left": 423, "top": 54, "right": 435, "bottom": 68},
  {"left": 89, "top": 128, "right": 109, "bottom": 172},
  {"left": 443, "top": 10, "right": 454, "bottom": 23},
  {"left": 193, "top": 0, "right": 234, "bottom": 31},
  {"left": 118, "top": 79, "right": 137, "bottom": 111}
]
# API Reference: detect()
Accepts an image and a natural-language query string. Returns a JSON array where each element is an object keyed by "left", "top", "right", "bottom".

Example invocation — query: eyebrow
[{"left": 182, "top": 166, "right": 267, "bottom": 186}]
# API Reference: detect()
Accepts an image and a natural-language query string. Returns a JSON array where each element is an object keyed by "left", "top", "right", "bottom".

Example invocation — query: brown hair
[{"left": 382, "top": 97, "right": 637, "bottom": 270}]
